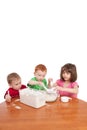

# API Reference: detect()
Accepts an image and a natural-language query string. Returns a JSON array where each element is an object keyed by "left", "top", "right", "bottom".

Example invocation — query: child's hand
[
  {"left": 5, "top": 93, "right": 11, "bottom": 102},
  {"left": 55, "top": 86, "right": 63, "bottom": 91},
  {"left": 48, "top": 78, "right": 53, "bottom": 88},
  {"left": 48, "top": 78, "right": 53, "bottom": 83},
  {"left": 38, "top": 81, "right": 44, "bottom": 87}
]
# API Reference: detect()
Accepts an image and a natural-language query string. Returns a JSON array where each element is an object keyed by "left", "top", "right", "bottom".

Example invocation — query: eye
[
  {"left": 15, "top": 82, "right": 21, "bottom": 85},
  {"left": 67, "top": 72, "right": 70, "bottom": 75},
  {"left": 15, "top": 83, "right": 18, "bottom": 85}
]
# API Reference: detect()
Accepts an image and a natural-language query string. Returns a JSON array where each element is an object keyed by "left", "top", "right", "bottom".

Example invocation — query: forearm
[
  {"left": 28, "top": 80, "right": 39, "bottom": 85},
  {"left": 5, "top": 94, "right": 11, "bottom": 102},
  {"left": 57, "top": 86, "right": 78, "bottom": 94},
  {"left": 47, "top": 78, "right": 53, "bottom": 88},
  {"left": 48, "top": 82, "right": 51, "bottom": 88}
]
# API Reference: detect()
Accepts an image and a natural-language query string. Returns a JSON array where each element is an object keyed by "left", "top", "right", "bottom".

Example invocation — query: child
[
  {"left": 27, "top": 64, "right": 52, "bottom": 90},
  {"left": 4, "top": 72, "right": 27, "bottom": 102},
  {"left": 53, "top": 63, "right": 79, "bottom": 98}
]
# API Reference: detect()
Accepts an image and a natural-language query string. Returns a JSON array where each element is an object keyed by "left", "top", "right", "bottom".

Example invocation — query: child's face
[
  {"left": 9, "top": 79, "right": 22, "bottom": 90},
  {"left": 34, "top": 70, "right": 47, "bottom": 81},
  {"left": 62, "top": 71, "right": 71, "bottom": 81}
]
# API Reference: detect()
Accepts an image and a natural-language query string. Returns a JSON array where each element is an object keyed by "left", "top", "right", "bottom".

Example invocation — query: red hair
[{"left": 34, "top": 64, "right": 47, "bottom": 72}]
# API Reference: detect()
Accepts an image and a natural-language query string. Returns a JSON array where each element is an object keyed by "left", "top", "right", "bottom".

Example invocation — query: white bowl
[
  {"left": 39, "top": 90, "right": 58, "bottom": 102},
  {"left": 61, "top": 96, "right": 69, "bottom": 102},
  {"left": 45, "top": 92, "right": 58, "bottom": 102}
]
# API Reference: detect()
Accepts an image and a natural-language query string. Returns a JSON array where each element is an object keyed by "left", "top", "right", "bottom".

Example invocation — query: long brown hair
[{"left": 60, "top": 63, "right": 77, "bottom": 82}]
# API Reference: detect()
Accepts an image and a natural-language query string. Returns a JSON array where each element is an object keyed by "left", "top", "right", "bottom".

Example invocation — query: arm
[
  {"left": 4, "top": 90, "right": 11, "bottom": 102},
  {"left": 56, "top": 85, "right": 79, "bottom": 94},
  {"left": 28, "top": 80, "right": 44, "bottom": 86},
  {"left": 4, "top": 88, "right": 20, "bottom": 102},
  {"left": 47, "top": 78, "right": 53, "bottom": 88}
]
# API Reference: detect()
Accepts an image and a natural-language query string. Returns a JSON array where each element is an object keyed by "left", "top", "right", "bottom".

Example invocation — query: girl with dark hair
[{"left": 53, "top": 63, "right": 79, "bottom": 98}]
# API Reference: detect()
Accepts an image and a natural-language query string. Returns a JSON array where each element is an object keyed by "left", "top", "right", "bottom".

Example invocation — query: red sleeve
[
  {"left": 4, "top": 85, "right": 27, "bottom": 99},
  {"left": 4, "top": 88, "right": 19, "bottom": 98},
  {"left": 20, "top": 84, "right": 27, "bottom": 89}
]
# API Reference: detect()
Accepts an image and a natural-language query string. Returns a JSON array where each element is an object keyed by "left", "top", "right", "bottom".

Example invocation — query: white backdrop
[{"left": 0, "top": 0, "right": 87, "bottom": 103}]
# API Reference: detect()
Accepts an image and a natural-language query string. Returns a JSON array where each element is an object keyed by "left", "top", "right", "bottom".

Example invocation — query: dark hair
[{"left": 60, "top": 63, "right": 77, "bottom": 82}]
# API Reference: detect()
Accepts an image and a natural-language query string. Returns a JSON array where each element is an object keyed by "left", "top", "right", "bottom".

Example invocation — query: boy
[
  {"left": 27, "top": 64, "right": 52, "bottom": 90},
  {"left": 4, "top": 72, "right": 26, "bottom": 102}
]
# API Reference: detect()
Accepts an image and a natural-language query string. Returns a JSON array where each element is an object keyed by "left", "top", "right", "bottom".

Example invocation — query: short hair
[
  {"left": 7, "top": 72, "right": 21, "bottom": 84},
  {"left": 34, "top": 64, "right": 47, "bottom": 73},
  {"left": 60, "top": 63, "right": 77, "bottom": 82}
]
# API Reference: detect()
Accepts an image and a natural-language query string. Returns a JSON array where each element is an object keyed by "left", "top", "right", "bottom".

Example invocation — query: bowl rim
[{"left": 61, "top": 96, "right": 69, "bottom": 102}]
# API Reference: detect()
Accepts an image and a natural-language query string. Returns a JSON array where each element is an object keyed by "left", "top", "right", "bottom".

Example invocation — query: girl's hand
[{"left": 56, "top": 86, "right": 62, "bottom": 90}]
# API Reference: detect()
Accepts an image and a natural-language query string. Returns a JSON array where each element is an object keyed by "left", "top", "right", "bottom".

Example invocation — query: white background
[{"left": 0, "top": 0, "right": 87, "bottom": 103}]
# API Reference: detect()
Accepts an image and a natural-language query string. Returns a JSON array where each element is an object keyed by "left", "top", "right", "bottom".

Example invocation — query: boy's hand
[
  {"left": 48, "top": 78, "right": 53, "bottom": 87},
  {"left": 38, "top": 81, "right": 44, "bottom": 87},
  {"left": 5, "top": 94, "right": 11, "bottom": 102},
  {"left": 48, "top": 78, "right": 53, "bottom": 83}
]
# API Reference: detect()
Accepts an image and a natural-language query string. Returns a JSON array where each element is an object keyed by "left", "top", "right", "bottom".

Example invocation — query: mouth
[{"left": 63, "top": 77, "right": 68, "bottom": 80}]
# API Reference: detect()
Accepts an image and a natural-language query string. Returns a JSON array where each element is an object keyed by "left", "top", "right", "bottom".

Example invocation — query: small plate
[{"left": 61, "top": 96, "right": 71, "bottom": 102}]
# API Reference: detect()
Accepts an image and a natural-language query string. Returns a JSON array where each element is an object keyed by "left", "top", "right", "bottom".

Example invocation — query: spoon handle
[{"left": 43, "top": 84, "right": 48, "bottom": 91}]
